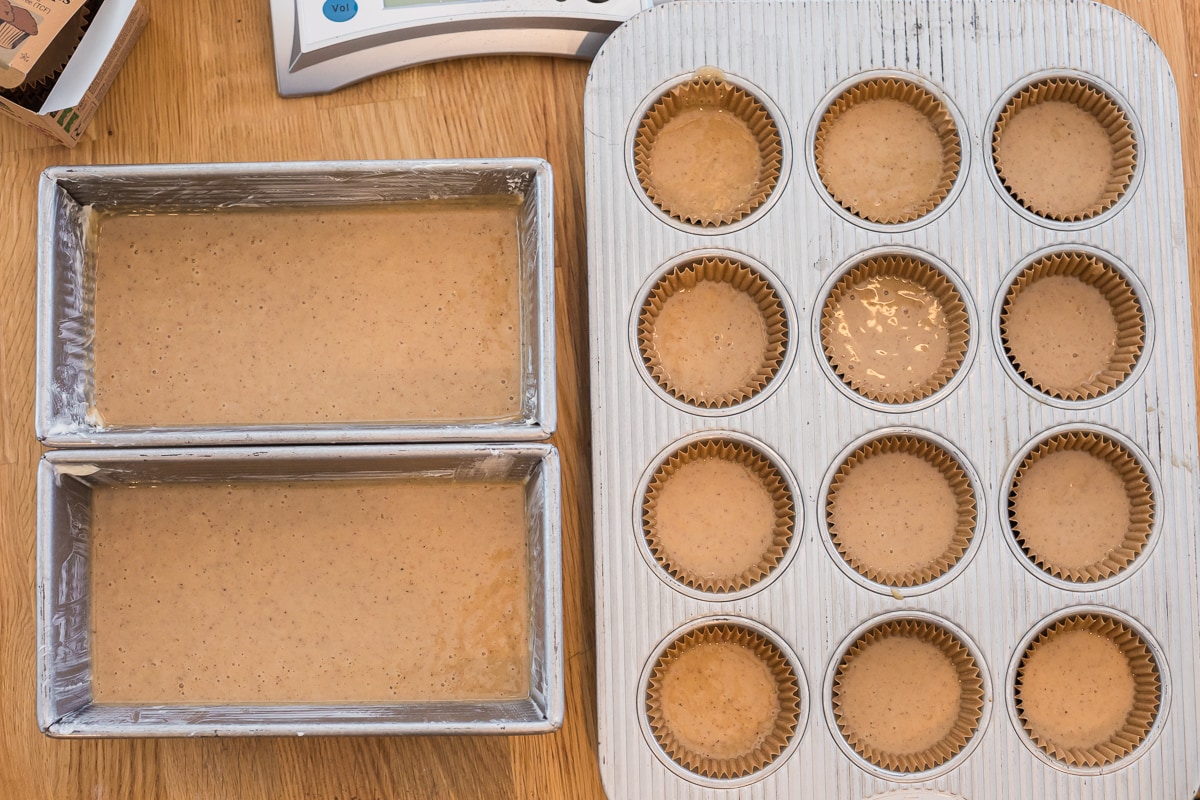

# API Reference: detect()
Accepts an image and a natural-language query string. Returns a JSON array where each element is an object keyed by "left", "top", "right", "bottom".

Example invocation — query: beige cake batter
[
  {"left": 1005, "top": 275, "right": 1119, "bottom": 391},
  {"left": 652, "top": 456, "right": 777, "bottom": 581},
  {"left": 1013, "top": 449, "right": 1130, "bottom": 571},
  {"left": 995, "top": 101, "right": 1115, "bottom": 217},
  {"left": 826, "top": 275, "right": 950, "bottom": 396},
  {"left": 1019, "top": 629, "right": 1136, "bottom": 749},
  {"left": 659, "top": 642, "right": 781, "bottom": 759},
  {"left": 652, "top": 280, "right": 769, "bottom": 400},
  {"left": 647, "top": 106, "right": 764, "bottom": 219},
  {"left": 828, "top": 451, "right": 959, "bottom": 577},
  {"left": 820, "top": 98, "right": 947, "bottom": 220},
  {"left": 92, "top": 199, "right": 522, "bottom": 426},
  {"left": 90, "top": 479, "right": 530, "bottom": 704},
  {"left": 837, "top": 635, "right": 963, "bottom": 755}
]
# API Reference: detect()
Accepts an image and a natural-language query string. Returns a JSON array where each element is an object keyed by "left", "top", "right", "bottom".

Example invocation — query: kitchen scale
[{"left": 269, "top": 0, "right": 660, "bottom": 96}]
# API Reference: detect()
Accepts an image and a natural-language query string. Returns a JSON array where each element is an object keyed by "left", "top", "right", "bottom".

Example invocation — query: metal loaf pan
[
  {"left": 35, "top": 159, "right": 555, "bottom": 447},
  {"left": 37, "top": 443, "right": 563, "bottom": 737}
]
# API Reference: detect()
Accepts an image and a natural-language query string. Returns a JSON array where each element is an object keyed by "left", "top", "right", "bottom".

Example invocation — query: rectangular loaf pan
[
  {"left": 37, "top": 443, "right": 562, "bottom": 737},
  {"left": 35, "top": 159, "right": 555, "bottom": 447}
]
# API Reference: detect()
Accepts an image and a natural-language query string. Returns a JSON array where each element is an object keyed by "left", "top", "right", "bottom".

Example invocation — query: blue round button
[{"left": 323, "top": 0, "right": 358, "bottom": 22}]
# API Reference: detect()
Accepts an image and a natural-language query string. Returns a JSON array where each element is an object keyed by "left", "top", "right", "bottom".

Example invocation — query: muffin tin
[{"left": 585, "top": 1, "right": 1198, "bottom": 797}]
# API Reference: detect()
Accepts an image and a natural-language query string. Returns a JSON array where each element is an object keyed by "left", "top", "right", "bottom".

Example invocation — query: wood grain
[{"left": 0, "top": 0, "right": 1196, "bottom": 798}]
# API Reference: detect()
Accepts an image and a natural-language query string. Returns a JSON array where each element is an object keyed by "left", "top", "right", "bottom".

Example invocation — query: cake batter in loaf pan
[
  {"left": 37, "top": 443, "right": 562, "bottom": 736},
  {"left": 36, "top": 159, "right": 555, "bottom": 446}
]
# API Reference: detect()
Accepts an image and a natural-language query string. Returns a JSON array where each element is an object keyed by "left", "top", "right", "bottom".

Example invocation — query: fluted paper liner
[
  {"left": 993, "top": 78, "right": 1137, "bottom": 221},
  {"left": 1015, "top": 613, "right": 1161, "bottom": 767},
  {"left": 826, "top": 435, "right": 976, "bottom": 587},
  {"left": 638, "top": 256, "right": 788, "bottom": 408},
  {"left": 832, "top": 619, "right": 984, "bottom": 773},
  {"left": 643, "top": 439, "right": 796, "bottom": 593},
  {"left": 633, "top": 77, "right": 783, "bottom": 227},
  {"left": 646, "top": 623, "right": 801, "bottom": 779},
  {"left": 1009, "top": 431, "right": 1154, "bottom": 583},
  {"left": 814, "top": 78, "right": 962, "bottom": 224},
  {"left": 1000, "top": 252, "right": 1145, "bottom": 400},
  {"left": 820, "top": 255, "right": 970, "bottom": 404}
]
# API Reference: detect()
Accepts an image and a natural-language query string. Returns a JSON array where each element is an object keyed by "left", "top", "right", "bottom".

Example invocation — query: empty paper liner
[
  {"left": 992, "top": 78, "right": 1136, "bottom": 221},
  {"left": 1000, "top": 251, "right": 1145, "bottom": 401},
  {"left": 642, "top": 438, "right": 796, "bottom": 594},
  {"left": 638, "top": 256, "right": 788, "bottom": 409},
  {"left": 645, "top": 622, "right": 801, "bottom": 779},
  {"left": 1009, "top": 431, "right": 1154, "bottom": 583},
  {"left": 826, "top": 435, "right": 976, "bottom": 587},
  {"left": 633, "top": 76, "right": 783, "bottom": 227},
  {"left": 1015, "top": 613, "right": 1160, "bottom": 767},
  {"left": 832, "top": 619, "right": 984, "bottom": 773},
  {"left": 814, "top": 77, "right": 961, "bottom": 224},
  {"left": 820, "top": 255, "right": 969, "bottom": 404}
]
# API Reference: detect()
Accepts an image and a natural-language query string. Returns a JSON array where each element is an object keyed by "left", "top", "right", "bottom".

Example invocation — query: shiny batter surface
[
  {"left": 92, "top": 200, "right": 522, "bottom": 426},
  {"left": 90, "top": 479, "right": 530, "bottom": 704}
]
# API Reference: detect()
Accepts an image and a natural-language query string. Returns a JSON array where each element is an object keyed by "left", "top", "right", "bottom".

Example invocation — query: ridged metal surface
[{"left": 585, "top": 1, "right": 1198, "bottom": 797}]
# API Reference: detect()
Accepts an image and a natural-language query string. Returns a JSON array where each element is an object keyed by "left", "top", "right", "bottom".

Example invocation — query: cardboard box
[{"left": 0, "top": 0, "right": 145, "bottom": 146}]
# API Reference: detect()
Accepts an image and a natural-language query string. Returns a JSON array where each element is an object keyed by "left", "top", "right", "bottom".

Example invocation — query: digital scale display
[{"left": 270, "top": 0, "right": 657, "bottom": 96}]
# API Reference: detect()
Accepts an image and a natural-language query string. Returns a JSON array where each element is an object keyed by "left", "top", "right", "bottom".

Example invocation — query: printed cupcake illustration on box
[{"left": 0, "top": 0, "right": 38, "bottom": 49}]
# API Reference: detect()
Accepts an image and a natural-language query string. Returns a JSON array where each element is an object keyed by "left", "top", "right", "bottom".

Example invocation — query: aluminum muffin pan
[
  {"left": 35, "top": 159, "right": 555, "bottom": 447},
  {"left": 36, "top": 443, "right": 562, "bottom": 737},
  {"left": 586, "top": 1, "right": 1200, "bottom": 797}
]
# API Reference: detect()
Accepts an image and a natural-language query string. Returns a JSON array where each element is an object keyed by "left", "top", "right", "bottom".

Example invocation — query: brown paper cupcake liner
[
  {"left": 633, "top": 77, "right": 783, "bottom": 227},
  {"left": 814, "top": 77, "right": 962, "bottom": 224},
  {"left": 643, "top": 439, "right": 795, "bottom": 593},
  {"left": 820, "top": 255, "right": 970, "bottom": 404},
  {"left": 646, "top": 623, "right": 801, "bottom": 779},
  {"left": 638, "top": 256, "right": 788, "bottom": 408},
  {"left": 832, "top": 619, "right": 984, "bottom": 772},
  {"left": 826, "top": 435, "right": 976, "bottom": 587},
  {"left": 1015, "top": 613, "right": 1161, "bottom": 767},
  {"left": 993, "top": 78, "right": 1137, "bottom": 221},
  {"left": 1009, "top": 431, "right": 1154, "bottom": 582},
  {"left": 1000, "top": 252, "right": 1145, "bottom": 401}
]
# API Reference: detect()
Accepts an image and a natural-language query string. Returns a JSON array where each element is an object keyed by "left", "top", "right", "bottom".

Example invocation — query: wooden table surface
[{"left": 1, "top": 1, "right": 1197, "bottom": 798}]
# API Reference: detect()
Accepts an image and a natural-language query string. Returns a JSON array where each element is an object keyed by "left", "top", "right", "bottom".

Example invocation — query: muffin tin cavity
[
  {"left": 818, "top": 251, "right": 971, "bottom": 407},
  {"left": 639, "top": 433, "right": 799, "bottom": 599},
  {"left": 823, "top": 431, "right": 979, "bottom": 593},
  {"left": 998, "top": 248, "right": 1147, "bottom": 404},
  {"left": 991, "top": 74, "right": 1138, "bottom": 225},
  {"left": 640, "top": 618, "right": 806, "bottom": 787},
  {"left": 1011, "top": 609, "right": 1164, "bottom": 770},
  {"left": 632, "top": 73, "right": 785, "bottom": 230},
  {"left": 635, "top": 253, "right": 791, "bottom": 413},
  {"left": 1006, "top": 428, "right": 1155, "bottom": 587},
  {"left": 813, "top": 74, "right": 964, "bottom": 227},
  {"left": 827, "top": 613, "right": 989, "bottom": 778}
]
